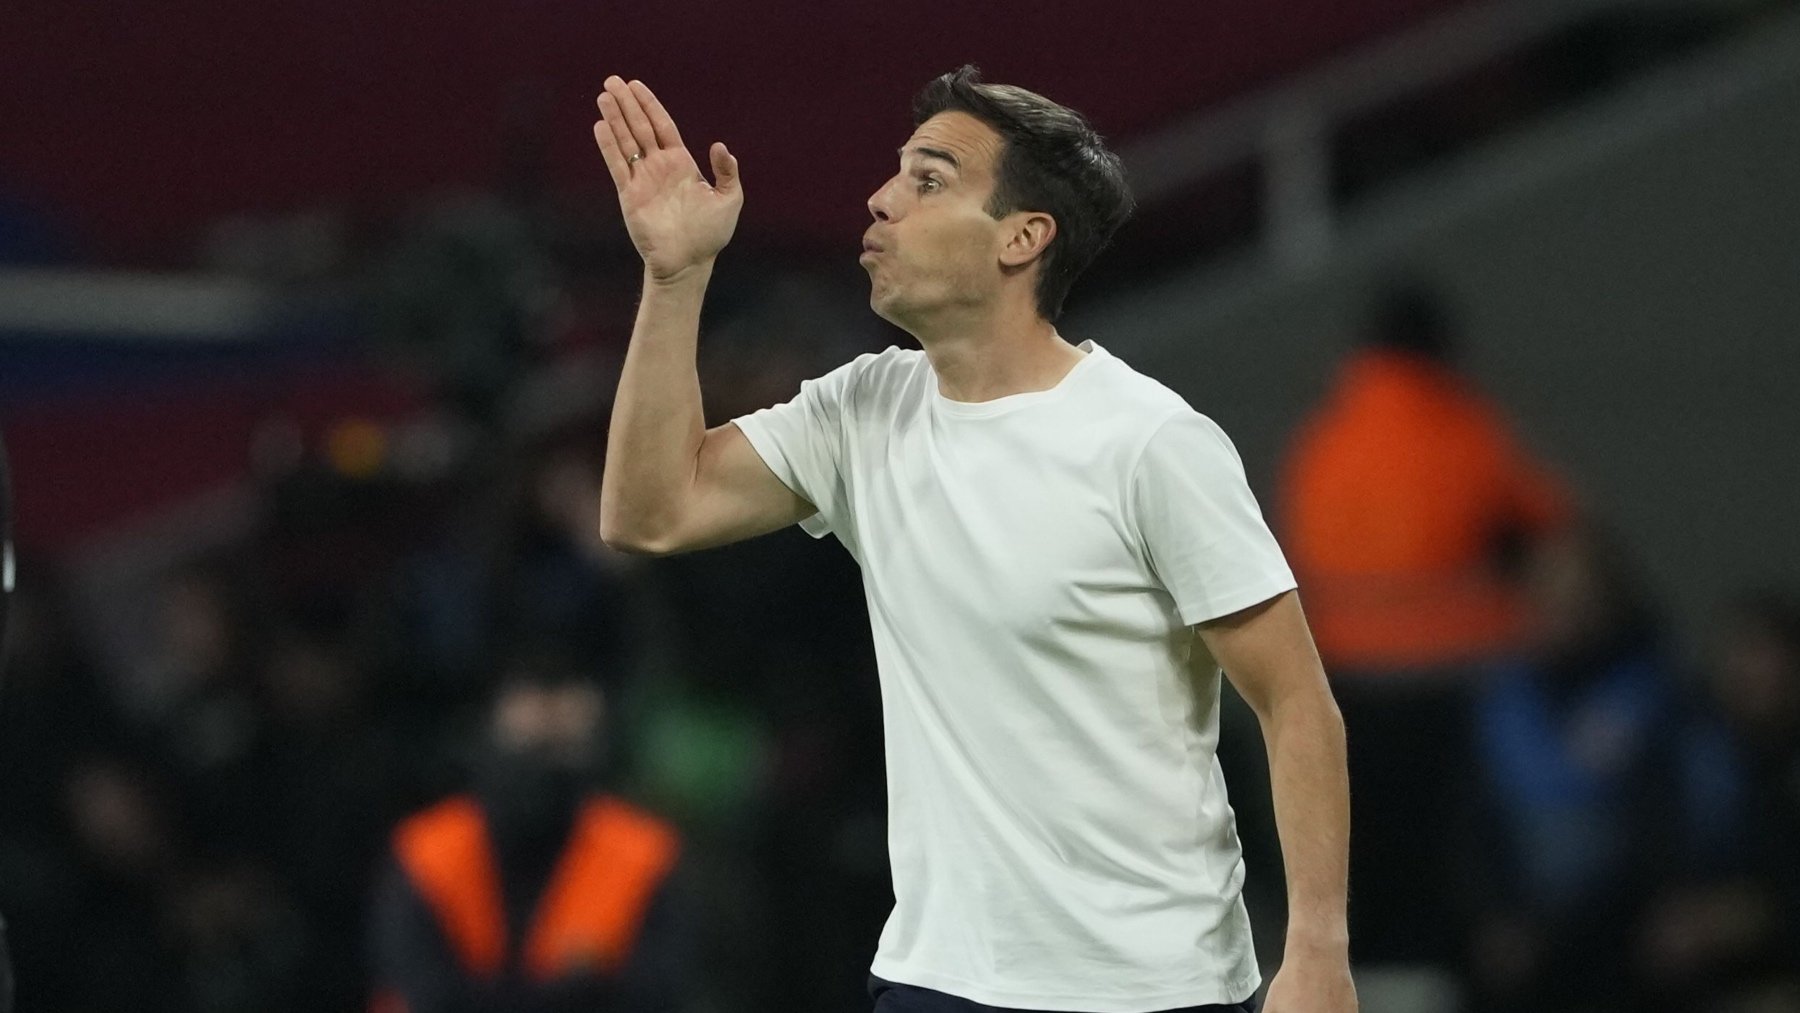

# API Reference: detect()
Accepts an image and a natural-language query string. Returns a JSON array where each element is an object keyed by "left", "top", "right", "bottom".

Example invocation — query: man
[
  {"left": 1281, "top": 284, "right": 1574, "bottom": 676},
  {"left": 368, "top": 655, "right": 690, "bottom": 1013},
  {"left": 593, "top": 66, "right": 1354, "bottom": 1013}
]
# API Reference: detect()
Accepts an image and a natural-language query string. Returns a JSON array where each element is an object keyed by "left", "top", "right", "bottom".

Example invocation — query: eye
[{"left": 916, "top": 175, "right": 943, "bottom": 194}]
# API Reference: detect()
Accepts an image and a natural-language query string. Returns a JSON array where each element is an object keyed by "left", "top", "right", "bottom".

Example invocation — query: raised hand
[{"left": 592, "top": 76, "right": 742, "bottom": 282}]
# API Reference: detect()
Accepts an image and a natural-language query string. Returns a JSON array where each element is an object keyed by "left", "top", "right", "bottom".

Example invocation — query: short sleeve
[
  {"left": 1131, "top": 412, "right": 1297, "bottom": 625},
  {"left": 730, "top": 359, "right": 857, "bottom": 539}
]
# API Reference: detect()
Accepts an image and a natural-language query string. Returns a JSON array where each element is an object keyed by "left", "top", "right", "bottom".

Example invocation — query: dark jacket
[{"left": 368, "top": 794, "right": 691, "bottom": 1013}]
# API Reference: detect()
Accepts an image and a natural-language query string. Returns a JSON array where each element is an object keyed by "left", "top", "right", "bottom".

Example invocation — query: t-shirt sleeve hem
[
  {"left": 729, "top": 416, "right": 833, "bottom": 539},
  {"left": 1178, "top": 571, "right": 1299, "bottom": 626}
]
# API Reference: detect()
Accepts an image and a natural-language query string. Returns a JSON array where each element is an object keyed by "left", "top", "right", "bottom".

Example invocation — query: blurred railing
[
  {"left": 1118, "top": 0, "right": 1782, "bottom": 270},
  {"left": 0, "top": 269, "right": 277, "bottom": 342},
  {"left": 1087, "top": 0, "right": 1800, "bottom": 335}
]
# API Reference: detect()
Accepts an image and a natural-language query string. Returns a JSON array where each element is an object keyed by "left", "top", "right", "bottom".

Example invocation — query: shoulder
[
  {"left": 591, "top": 794, "right": 681, "bottom": 845},
  {"left": 1083, "top": 346, "right": 1223, "bottom": 445},
  {"left": 585, "top": 795, "right": 683, "bottom": 874},
  {"left": 1084, "top": 345, "right": 1194, "bottom": 416},
  {"left": 1067, "top": 347, "right": 1256, "bottom": 482},
  {"left": 804, "top": 345, "right": 925, "bottom": 409},
  {"left": 1133, "top": 409, "right": 1247, "bottom": 480}
]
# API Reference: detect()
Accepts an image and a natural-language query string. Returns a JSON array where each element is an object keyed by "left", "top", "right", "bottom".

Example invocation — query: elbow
[
  {"left": 598, "top": 508, "right": 679, "bottom": 558},
  {"left": 600, "top": 530, "right": 676, "bottom": 557},
  {"left": 598, "top": 531, "right": 659, "bottom": 556}
]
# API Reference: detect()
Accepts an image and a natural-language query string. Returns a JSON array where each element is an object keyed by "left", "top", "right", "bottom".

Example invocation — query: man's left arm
[{"left": 1198, "top": 589, "right": 1356, "bottom": 1013}]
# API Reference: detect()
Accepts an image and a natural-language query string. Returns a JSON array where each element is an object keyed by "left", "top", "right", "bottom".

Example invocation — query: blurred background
[{"left": 3, "top": 0, "right": 1798, "bottom": 1010}]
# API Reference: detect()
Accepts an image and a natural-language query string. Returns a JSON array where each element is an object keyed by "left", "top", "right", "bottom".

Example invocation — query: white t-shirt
[{"left": 732, "top": 341, "right": 1295, "bottom": 1012}]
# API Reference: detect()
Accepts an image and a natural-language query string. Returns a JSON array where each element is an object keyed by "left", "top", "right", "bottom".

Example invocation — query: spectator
[
  {"left": 1467, "top": 525, "right": 1675, "bottom": 1010},
  {"left": 371, "top": 194, "right": 553, "bottom": 427},
  {"left": 169, "top": 858, "right": 311, "bottom": 1013},
  {"left": 387, "top": 439, "right": 637, "bottom": 702},
  {"left": 131, "top": 564, "right": 270, "bottom": 858},
  {"left": 253, "top": 620, "right": 401, "bottom": 1010},
  {"left": 1279, "top": 283, "right": 1576, "bottom": 969},
  {"left": 1634, "top": 590, "right": 1800, "bottom": 1012},
  {"left": 367, "top": 652, "right": 692, "bottom": 1013},
  {"left": 1282, "top": 283, "right": 1575, "bottom": 673},
  {"left": 499, "top": 439, "right": 639, "bottom": 678},
  {"left": 50, "top": 755, "right": 188, "bottom": 1013}
]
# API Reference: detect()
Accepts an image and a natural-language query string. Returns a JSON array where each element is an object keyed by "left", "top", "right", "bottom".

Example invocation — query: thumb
[{"left": 709, "top": 142, "right": 739, "bottom": 193}]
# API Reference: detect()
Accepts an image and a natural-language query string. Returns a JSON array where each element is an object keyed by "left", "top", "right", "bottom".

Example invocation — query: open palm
[{"left": 592, "top": 76, "right": 743, "bottom": 281}]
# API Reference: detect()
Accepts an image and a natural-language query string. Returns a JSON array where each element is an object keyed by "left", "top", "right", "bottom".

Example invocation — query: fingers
[
  {"left": 592, "top": 120, "right": 628, "bottom": 190},
  {"left": 629, "top": 80, "right": 685, "bottom": 151},
  {"left": 596, "top": 89, "right": 639, "bottom": 169},
  {"left": 709, "top": 142, "right": 739, "bottom": 194},
  {"left": 593, "top": 75, "right": 709, "bottom": 198},
  {"left": 602, "top": 75, "right": 659, "bottom": 158}
]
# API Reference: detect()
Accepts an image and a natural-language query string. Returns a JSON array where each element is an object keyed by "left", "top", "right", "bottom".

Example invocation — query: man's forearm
[
  {"left": 599, "top": 263, "right": 713, "bottom": 550},
  {"left": 1262, "top": 683, "right": 1351, "bottom": 954}
]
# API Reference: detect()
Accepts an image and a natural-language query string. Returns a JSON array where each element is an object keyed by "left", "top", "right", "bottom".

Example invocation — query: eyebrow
[{"left": 900, "top": 145, "right": 961, "bottom": 171}]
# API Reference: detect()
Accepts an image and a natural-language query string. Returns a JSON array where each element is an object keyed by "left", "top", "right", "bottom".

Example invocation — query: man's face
[
  {"left": 493, "top": 681, "right": 604, "bottom": 767},
  {"left": 863, "top": 111, "right": 1011, "bottom": 327}
]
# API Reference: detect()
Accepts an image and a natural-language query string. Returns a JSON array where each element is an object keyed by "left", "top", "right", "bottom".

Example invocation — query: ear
[{"left": 997, "top": 211, "right": 1056, "bottom": 269}]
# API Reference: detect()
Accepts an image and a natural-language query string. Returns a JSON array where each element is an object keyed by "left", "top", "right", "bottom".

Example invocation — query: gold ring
[{"left": 626, "top": 152, "right": 644, "bottom": 165}]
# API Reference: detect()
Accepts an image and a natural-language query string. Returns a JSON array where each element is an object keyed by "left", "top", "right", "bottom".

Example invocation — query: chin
[
  {"left": 869, "top": 293, "right": 917, "bottom": 330},
  {"left": 866, "top": 282, "right": 900, "bottom": 320}
]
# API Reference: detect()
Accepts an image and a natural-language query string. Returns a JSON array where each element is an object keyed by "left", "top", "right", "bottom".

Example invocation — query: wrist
[
  {"left": 645, "top": 259, "right": 715, "bottom": 290},
  {"left": 1283, "top": 920, "right": 1350, "bottom": 961}
]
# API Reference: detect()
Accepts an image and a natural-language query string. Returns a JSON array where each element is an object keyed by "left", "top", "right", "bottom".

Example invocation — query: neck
[{"left": 910, "top": 302, "right": 1082, "bottom": 403}]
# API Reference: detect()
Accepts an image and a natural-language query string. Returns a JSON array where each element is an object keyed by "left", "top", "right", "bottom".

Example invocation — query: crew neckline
[{"left": 931, "top": 340, "right": 1106, "bottom": 418}]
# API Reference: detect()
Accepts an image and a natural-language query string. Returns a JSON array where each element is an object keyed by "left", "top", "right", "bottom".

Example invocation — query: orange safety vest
[
  {"left": 370, "top": 794, "right": 679, "bottom": 1013},
  {"left": 1281, "top": 350, "right": 1573, "bottom": 672}
]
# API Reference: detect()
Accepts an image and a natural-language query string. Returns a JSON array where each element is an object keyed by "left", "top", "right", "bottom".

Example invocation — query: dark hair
[
  {"left": 1363, "top": 282, "right": 1457, "bottom": 362},
  {"left": 912, "top": 65, "right": 1134, "bottom": 321}
]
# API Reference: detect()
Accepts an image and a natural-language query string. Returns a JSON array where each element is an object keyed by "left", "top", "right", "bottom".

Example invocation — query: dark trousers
[{"left": 869, "top": 976, "right": 1257, "bottom": 1013}]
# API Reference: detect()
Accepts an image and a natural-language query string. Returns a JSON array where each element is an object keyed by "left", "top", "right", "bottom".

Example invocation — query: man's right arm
[
  {"left": 590, "top": 76, "right": 813, "bottom": 556},
  {"left": 598, "top": 263, "right": 815, "bottom": 555}
]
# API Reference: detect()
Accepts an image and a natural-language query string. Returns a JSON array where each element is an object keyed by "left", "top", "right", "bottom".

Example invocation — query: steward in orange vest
[
  {"left": 1281, "top": 286, "right": 1575, "bottom": 675},
  {"left": 368, "top": 658, "right": 689, "bottom": 1013}
]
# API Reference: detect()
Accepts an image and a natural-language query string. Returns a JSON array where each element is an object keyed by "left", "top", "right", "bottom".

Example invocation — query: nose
[{"left": 868, "top": 177, "right": 896, "bottom": 223}]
